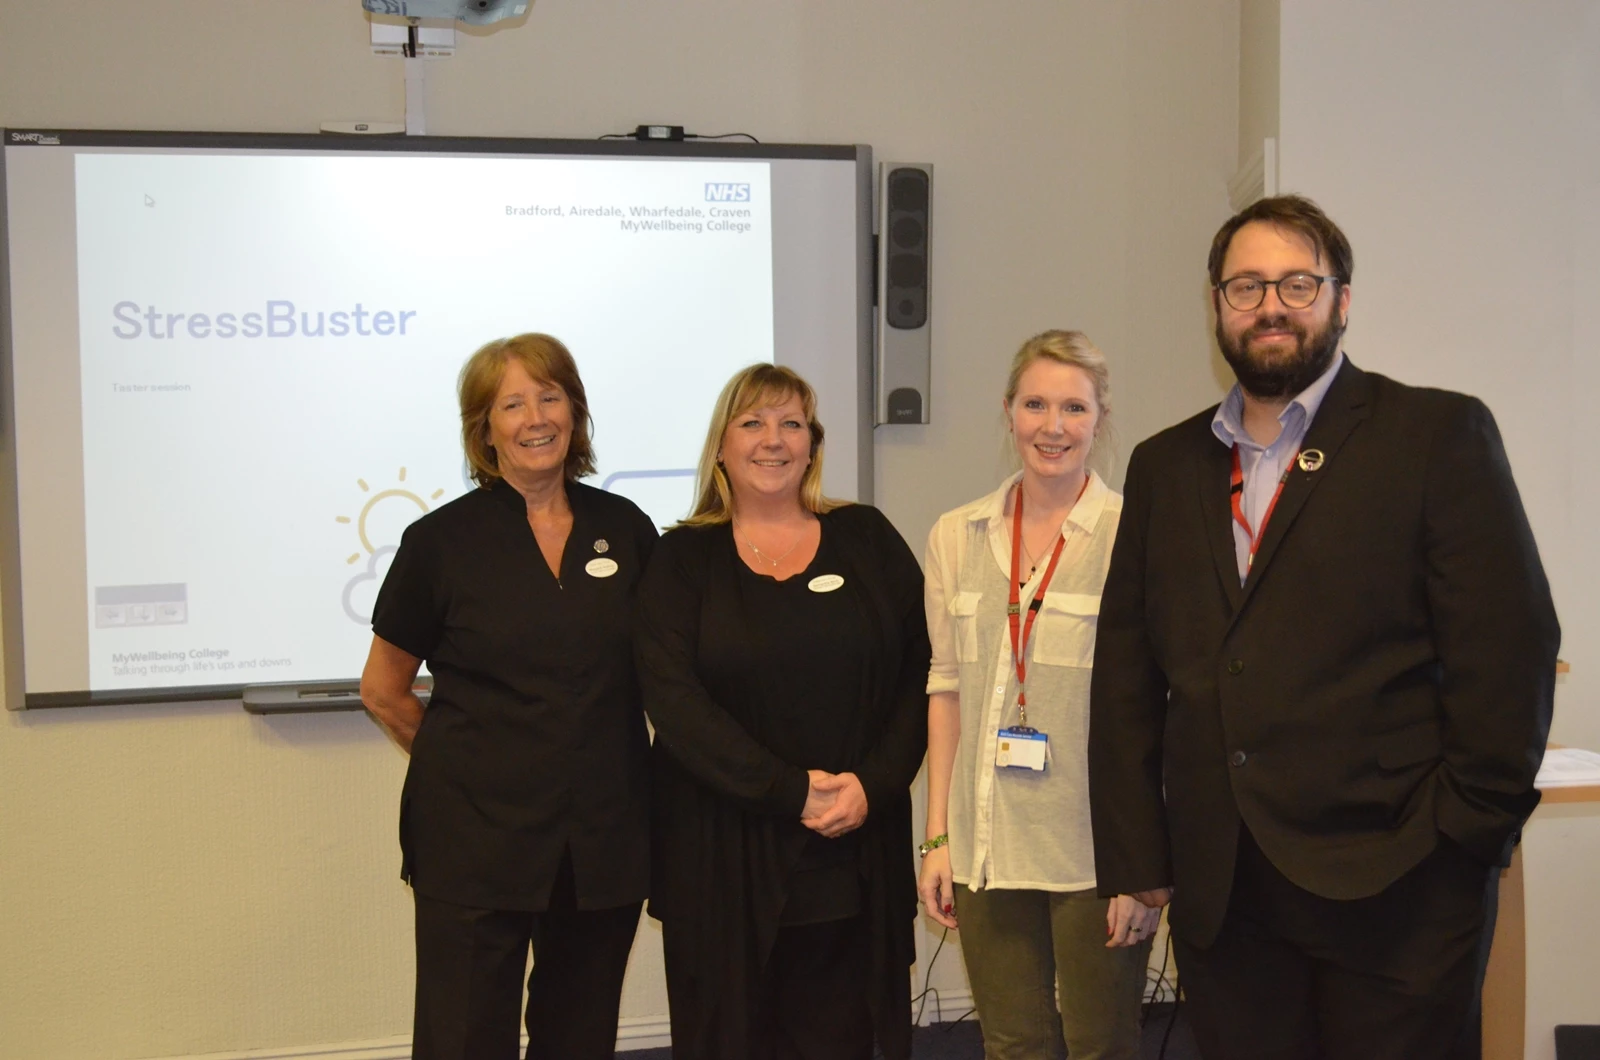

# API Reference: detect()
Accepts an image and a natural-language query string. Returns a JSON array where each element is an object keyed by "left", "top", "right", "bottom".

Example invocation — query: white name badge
[
  {"left": 808, "top": 573, "right": 845, "bottom": 593},
  {"left": 995, "top": 727, "right": 1049, "bottom": 771},
  {"left": 585, "top": 558, "right": 619, "bottom": 578}
]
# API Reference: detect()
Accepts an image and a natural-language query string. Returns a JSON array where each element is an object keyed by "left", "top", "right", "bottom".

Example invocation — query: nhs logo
[{"left": 704, "top": 183, "right": 752, "bottom": 202}]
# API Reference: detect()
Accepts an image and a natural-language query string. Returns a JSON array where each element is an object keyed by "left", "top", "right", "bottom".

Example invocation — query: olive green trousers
[{"left": 953, "top": 885, "right": 1151, "bottom": 1060}]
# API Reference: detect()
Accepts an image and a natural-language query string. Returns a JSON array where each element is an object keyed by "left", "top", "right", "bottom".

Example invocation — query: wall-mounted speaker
[{"left": 876, "top": 163, "right": 931, "bottom": 424}]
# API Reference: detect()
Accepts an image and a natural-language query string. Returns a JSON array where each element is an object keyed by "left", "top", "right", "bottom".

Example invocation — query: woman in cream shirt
[{"left": 918, "top": 330, "right": 1155, "bottom": 1060}]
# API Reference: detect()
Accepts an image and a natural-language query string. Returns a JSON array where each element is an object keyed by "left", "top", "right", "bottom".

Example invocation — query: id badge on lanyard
[
  {"left": 996, "top": 726, "right": 1049, "bottom": 770},
  {"left": 993, "top": 481, "right": 1079, "bottom": 772}
]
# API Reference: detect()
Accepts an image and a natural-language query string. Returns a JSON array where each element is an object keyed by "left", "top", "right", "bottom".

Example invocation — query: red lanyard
[
  {"left": 1229, "top": 445, "right": 1297, "bottom": 571},
  {"left": 1007, "top": 479, "right": 1083, "bottom": 719}
]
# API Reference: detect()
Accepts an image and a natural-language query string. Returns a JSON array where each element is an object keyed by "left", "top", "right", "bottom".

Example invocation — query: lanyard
[
  {"left": 1007, "top": 479, "right": 1083, "bottom": 725},
  {"left": 1229, "top": 445, "right": 1297, "bottom": 571}
]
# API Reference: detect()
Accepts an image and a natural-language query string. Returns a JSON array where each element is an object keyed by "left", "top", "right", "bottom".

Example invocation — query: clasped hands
[{"left": 802, "top": 769, "right": 868, "bottom": 838}]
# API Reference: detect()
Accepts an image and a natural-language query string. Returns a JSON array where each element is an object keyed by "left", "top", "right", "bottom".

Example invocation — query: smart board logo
[
  {"left": 9, "top": 131, "right": 61, "bottom": 145},
  {"left": 704, "top": 183, "right": 751, "bottom": 203}
]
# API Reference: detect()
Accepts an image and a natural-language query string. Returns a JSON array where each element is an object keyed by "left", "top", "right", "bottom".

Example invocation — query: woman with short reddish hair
[{"left": 361, "top": 333, "right": 655, "bottom": 1060}]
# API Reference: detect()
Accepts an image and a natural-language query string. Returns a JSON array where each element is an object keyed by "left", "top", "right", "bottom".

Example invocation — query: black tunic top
[
  {"left": 636, "top": 503, "right": 929, "bottom": 1060},
  {"left": 734, "top": 530, "right": 868, "bottom": 925},
  {"left": 372, "top": 478, "right": 658, "bottom": 911}
]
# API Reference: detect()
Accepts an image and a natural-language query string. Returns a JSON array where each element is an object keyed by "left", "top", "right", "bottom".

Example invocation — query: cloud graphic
[{"left": 342, "top": 545, "right": 398, "bottom": 624}]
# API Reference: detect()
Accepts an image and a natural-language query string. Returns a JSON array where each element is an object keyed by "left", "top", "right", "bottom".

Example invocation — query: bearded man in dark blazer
[{"left": 1088, "top": 194, "right": 1559, "bottom": 1060}]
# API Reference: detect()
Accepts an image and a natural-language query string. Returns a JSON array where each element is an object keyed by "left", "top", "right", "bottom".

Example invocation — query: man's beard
[{"left": 1216, "top": 310, "right": 1344, "bottom": 399}]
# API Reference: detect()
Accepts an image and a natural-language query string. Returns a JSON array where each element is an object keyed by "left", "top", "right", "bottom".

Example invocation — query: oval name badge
[
  {"left": 808, "top": 573, "right": 845, "bottom": 593},
  {"left": 585, "top": 557, "right": 619, "bottom": 578}
]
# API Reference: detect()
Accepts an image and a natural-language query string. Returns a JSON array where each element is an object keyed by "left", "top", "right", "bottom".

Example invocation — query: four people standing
[{"left": 362, "top": 195, "right": 1558, "bottom": 1059}]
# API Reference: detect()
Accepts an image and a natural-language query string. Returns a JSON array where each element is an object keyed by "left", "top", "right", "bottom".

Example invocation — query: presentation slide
[{"left": 70, "top": 152, "right": 774, "bottom": 692}]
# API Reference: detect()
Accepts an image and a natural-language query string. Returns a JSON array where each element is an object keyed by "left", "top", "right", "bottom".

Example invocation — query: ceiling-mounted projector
[{"left": 362, "top": 0, "right": 527, "bottom": 25}]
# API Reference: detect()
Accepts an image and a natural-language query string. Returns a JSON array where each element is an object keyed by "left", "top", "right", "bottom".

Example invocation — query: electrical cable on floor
[
  {"left": 1142, "top": 928, "right": 1175, "bottom": 1027},
  {"left": 1158, "top": 985, "right": 1183, "bottom": 1060},
  {"left": 1154, "top": 933, "right": 1183, "bottom": 1060},
  {"left": 904, "top": 918, "right": 1188, "bottom": 1054},
  {"left": 910, "top": 925, "right": 950, "bottom": 1026}
]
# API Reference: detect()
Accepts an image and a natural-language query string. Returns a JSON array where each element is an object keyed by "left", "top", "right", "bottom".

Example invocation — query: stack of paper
[{"left": 1535, "top": 748, "right": 1600, "bottom": 788}]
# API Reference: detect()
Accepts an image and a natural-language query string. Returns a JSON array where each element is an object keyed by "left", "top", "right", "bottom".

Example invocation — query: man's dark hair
[{"left": 1207, "top": 194, "right": 1354, "bottom": 288}]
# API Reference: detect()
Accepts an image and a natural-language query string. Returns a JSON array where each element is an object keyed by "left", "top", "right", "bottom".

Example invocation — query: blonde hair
[
  {"left": 1004, "top": 329, "right": 1112, "bottom": 416},
  {"left": 679, "top": 363, "right": 845, "bottom": 527},
  {"left": 458, "top": 333, "right": 596, "bottom": 487},
  {"left": 1003, "top": 329, "right": 1116, "bottom": 471}
]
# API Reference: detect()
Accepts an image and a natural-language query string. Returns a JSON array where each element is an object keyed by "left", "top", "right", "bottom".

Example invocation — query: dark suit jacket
[{"left": 1087, "top": 358, "right": 1559, "bottom": 948}]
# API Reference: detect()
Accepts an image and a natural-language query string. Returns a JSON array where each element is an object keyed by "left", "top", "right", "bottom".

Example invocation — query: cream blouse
[{"left": 924, "top": 470, "right": 1122, "bottom": 891}]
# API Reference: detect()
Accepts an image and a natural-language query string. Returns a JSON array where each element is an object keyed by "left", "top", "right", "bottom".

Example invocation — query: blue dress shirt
[{"left": 1210, "top": 352, "right": 1345, "bottom": 582}]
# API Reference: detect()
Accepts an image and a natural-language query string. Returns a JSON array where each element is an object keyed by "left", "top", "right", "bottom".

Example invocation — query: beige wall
[
  {"left": 0, "top": 2, "right": 1240, "bottom": 1056},
  {"left": 1278, "top": 3, "right": 1600, "bottom": 1051},
  {"left": 1278, "top": 0, "right": 1596, "bottom": 752},
  {"left": 1238, "top": 0, "right": 1279, "bottom": 170}
]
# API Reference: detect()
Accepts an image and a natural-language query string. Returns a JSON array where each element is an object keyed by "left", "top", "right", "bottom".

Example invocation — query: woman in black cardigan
[{"left": 636, "top": 363, "right": 929, "bottom": 1060}]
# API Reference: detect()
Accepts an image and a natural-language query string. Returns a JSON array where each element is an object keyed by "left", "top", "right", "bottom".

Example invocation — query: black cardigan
[{"left": 636, "top": 503, "right": 930, "bottom": 1060}]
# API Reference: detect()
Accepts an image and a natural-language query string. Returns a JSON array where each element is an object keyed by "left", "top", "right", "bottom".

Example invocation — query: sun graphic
[{"left": 336, "top": 467, "right": 446, "bottom": 563}]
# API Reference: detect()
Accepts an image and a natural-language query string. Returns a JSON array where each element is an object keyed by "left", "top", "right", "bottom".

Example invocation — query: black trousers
[
  {"left": 662, "top": 915, "right": 875, "bottom": 1060},
  {"left": 1173, "top": 827, "right": 1499, "bottom": 1060},
  {"left": 753, "top": 917, "right": 875, "bottom": 1060},
  {"left": 411, "top": 850, "right": 643, "bottom": 1060}
]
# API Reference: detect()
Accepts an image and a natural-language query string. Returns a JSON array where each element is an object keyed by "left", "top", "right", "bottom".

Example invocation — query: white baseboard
[
  {"left": 150, "top": 981, "right": 1186, "bottom": 1058},
  {"left": 914, "top": 987, "right": 976, "bottom": 1027},
  {"left": 156, "top": 1039, "right": 416, "bottom": 1060},
  {"left": 152, "top": 1012, "right": 673, "bottom": 1060},
  {"left": 614, "top": 1012, "right": 673, "bottom": 1051},
  {"left": 147, "top": 995, "right": 996, "bottom": 1059}
]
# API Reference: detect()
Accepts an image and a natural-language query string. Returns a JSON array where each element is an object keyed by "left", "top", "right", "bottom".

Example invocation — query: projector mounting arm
[{"left": 363, "top": 1, "right": 530, "bottom": 136}]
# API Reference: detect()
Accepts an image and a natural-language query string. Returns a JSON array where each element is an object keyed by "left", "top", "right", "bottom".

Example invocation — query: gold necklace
[
  {"left": 735, "top": 522, "right": 805, "bottom": 568},
  {"left": 1019, "top": 539, "right": 1040, "bottom": 579},
  {"left": 1016, "top": 477, "right": 1085, "bottom": 580}
]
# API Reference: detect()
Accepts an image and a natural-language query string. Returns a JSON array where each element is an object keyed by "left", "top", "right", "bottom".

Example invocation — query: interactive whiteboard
[{"left": 0, "top": 130, "right": 873, "bottom": 707}]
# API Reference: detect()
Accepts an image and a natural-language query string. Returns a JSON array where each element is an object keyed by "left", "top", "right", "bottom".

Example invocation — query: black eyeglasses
[{"left": 1217, "top": 273, "right": 1336, "bottom": 311}]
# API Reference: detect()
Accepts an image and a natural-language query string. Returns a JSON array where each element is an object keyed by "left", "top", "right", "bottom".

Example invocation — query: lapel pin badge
[
  {"left": 1297, "top": 449, "right": 1325, "bottom": 473},
  {"left": 593, "top": 538, "right": 609, "bottom": 554}
]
